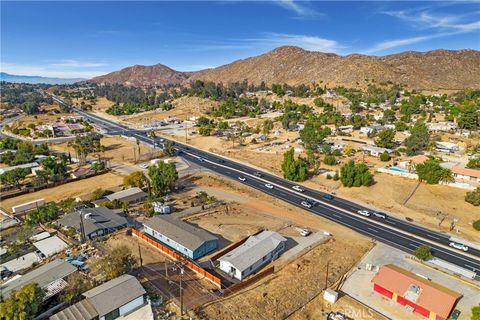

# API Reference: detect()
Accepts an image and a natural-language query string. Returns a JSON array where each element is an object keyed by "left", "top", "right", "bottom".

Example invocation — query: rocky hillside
[
  {"left": 90, "top": 46, "right": 480, "bottom": 90},
  {"left": 90, "top": 64, "right": 190, "bottom": 87}
]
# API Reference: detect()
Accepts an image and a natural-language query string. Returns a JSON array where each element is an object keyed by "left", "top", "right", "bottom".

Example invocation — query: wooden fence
[
  {"left": 131, "top": 228, "right": 222, "bottom": 288},
  {"left": 223, "top": 266, "right": 275, "bottom": 297}
]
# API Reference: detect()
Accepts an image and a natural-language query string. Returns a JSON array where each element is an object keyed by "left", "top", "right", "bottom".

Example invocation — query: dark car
[
  {"left": 253, "top": 172, "right": 263, "bottom": 177},
  {"left": 322, "top": 194, "right": 335, "bottom": 200},
  {"left": 218, "top": 159, "right": 225, "bottom": 163}
]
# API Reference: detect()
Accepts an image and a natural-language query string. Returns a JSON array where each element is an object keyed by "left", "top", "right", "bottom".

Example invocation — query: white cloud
[
  {"left": 250, "top": 32, "right": 345, "bottom": 53},
  {"left": 50, "top": 59, "right": 106, "bottom": 68},
  {"left": 274, "top": 0, "right": 319, "bottom": 18},
  {"left": 0, "top": 62, "right": 105, "bottom": 78}
]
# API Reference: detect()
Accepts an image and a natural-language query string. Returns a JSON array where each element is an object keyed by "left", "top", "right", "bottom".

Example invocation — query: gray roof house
[
  {"left": 50, "top": 274, "right": 148, "bottom": 320},
  {"left": 218, "top": 230, "right": 287, "bottom": 281},
  {"left": 1, "top": 259, "right": 77, "bottom": 299},
  {"left": 143, "top": 215, "right": 218, "bottom": 260},
  {"left": 105, "top": 187, "right": 147, "bottom": 204},
  {"left": 57, "top": 207, "right": 128, "bottom": 240}
]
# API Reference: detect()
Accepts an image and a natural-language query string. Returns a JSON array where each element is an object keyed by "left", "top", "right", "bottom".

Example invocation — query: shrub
[
  {"left": 465, "top": 187, "right": 480, "bottom": 206},
  {"left": 414, "top": 245, "right": 432, "bottom": 261},
  {"left": 324, "top": 155, "right": 337, "bottom": 166},
  {"left": 473, "top": 220, "right": 480, "bottom": 231},
  {"left": 380, "top": 151, "right": 391, "bottom": 162}
]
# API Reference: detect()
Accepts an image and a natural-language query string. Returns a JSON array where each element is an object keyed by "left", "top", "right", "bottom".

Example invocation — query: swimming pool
[{"left": 389, "top": 166, "right": 409, "bottom": 173}]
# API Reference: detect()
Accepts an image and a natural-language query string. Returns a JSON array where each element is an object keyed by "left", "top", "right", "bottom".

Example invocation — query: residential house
[
  {"left": 50, "top": 274, "right": 149, "bottom": 320},
  {"left": 1, "top": 259, "right": 77, "bottom": 300},
  {"left": 143, "top": 215, "right": 218, "bottom": 260},
  {"left": 372, "top": 264, "right": 461, "bottom": 320},
  {"left": 0, "top": 162, "right": 39, "bottom": 174},
  {"left": 360, "top": 125, "right": 394, "bottom": 135},
  {"left": 361, "top": 145, "right": 393, "bottom": 157},
  {"left": 427, "top": 122, "right": 458, "bottom": 133},
  {"left": 57, "top": 207, "right": 128, "bottom": 240},
  {"left": 105, "top": 187, "right": 147, "bottom": 204},
  {"left": 451, "top": 167, "right": 480, "bottom": 184},
  {"left": 335, "top": 125, "right": 353, "bottom": 134},
  {"left": 217, "top": 230, "right": 287, "bottom": 281},
  {"left": 70, "top": 167, "right": 93, "bottom": 179},
  {"left": 435, "top": 142, "right": 459, "bottom": 153}
]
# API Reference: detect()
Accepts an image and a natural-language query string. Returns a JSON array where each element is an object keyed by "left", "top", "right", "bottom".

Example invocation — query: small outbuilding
[{"left": 105, "top": 187, "right": 147, "bottom": 204}]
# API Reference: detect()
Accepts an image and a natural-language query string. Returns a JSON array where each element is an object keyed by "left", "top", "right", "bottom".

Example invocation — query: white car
[
  {"left": 357, "top": 210, "right": 371, "bottom": 217},
  {"left": 238, "top": 176, "right": 246, "bottom": 182},
  {"left": 265, "top": 183, "right": 274, "bottom": 189},
  {"left": 139, "top": 163, "right": 149, "bottom": 169},
  {"left": 299, "top": 229, "right": 311, "bottom": 237},
  {"left": 301, "top": 201, "right": 312, "bottom": 208},
  {"left": 292, "top": 185, "right": 304, "bottom": 192},
  {"left": 449, "top": 242, "right": 469, "bottom": 252}
]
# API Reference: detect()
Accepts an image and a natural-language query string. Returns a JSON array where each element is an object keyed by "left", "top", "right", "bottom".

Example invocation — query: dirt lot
[
  {"left": 1, "top": 172, "right": 124, "bottom": 211},
  {"left": 102, "top": 232, "right": 221, "bottom": 311},
  {"left": 50, "top": 135, "right": 157, "bottom": 165},
  {"left": 9, "top": 110, "right": 78, "bottom": 130},
  {"left": 169, "top": 173, "right": 375, "bottom": 319}
]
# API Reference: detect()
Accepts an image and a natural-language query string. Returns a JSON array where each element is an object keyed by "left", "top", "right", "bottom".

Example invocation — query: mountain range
[
  {"left": 0, "top": 72, "right": 86, "bottom": 85},
  {"left": 89, "top": 46, "right": 480, "bottom": 90}
]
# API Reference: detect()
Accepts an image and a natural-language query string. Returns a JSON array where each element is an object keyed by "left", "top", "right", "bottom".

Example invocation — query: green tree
[
  {"left": 472, "top": 306, "right": 480, "bottom": 320},
  {"left": 467, "top": 157, "right": 480, "bottom": 169},
  {"left": 281, "top": 148, "right": 308, "bottom": 182},
  {"left": 262, "top": 119, "right": 274, "bottom": 136},
  {"left": 164, "top": 141, "right": 176, "bottom": 156},
  {"left": 465, "top": 187, "right": 480, "bottom": 206},
  {"left": 60, "top": 273, "right": 93, "bottom": 303},
  {"left": 404, "top": 122, "right": 430, "bottom": 156},
  {"left": 324, "top": 155, "right": 337, "bottom": 166},
  {"left": 340, "top": 160, "right": 374, "bottom": 187},
  {"left": 92, "top": 245, "right": 137, "bottom": 281},
  {"left": 375, "top": 129, "right": 396, "bottom": 149},
  {"left": 473, "top": 220, "right": 480, "bottom": 231},
  {"left": 458, "top": 104, "right": 480, "bottom": 130},
  {"left": 380, "top": 151, "right": 391, "bottom": 162},
  {"left": 25, "top": 203, "right": 59, "bottom": 225},
  {"left": 123, "top": 171, "right": 148, "bottom": 189},
  {"left": 148, "top": 161, "right": 178, "bottom": 196},
  {"left": 0, "top": 283, "right": 45, "bottom": 320},
  {"left": 299, "top": 119, "right": 331, "bottom": 149},
  {"left": 198, "top": 126, "right": 213, "bottom": 136},
  {"left": 414, "top": 245, "right": 433, "bottom": 261},
  {"left": 416, "top": 159, "right": 453, "bottom": 184},
  {"left": 0, "top": 168, "right": 30, "bottom": 188}
]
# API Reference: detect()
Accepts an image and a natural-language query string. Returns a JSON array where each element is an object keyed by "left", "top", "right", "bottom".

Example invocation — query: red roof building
[{"left": 372, "top": 264, "right": 462, "bottom": 320}]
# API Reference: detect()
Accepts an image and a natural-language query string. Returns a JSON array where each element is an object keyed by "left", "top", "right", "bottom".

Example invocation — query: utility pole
[
  {"left": 138, "top": 244, "right": 143, "bottom": 267},
  {"left": 325, "top": 260, "right": 330, "bottom": 289},
  {"left": 79, "top": 212, "right": 86, "bottom": 243},
  {"left": 180, "top": 266, "right": 184, "bottom": 316}
]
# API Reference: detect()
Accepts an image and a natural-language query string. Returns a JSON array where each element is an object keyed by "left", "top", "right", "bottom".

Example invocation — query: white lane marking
[
  {"left": 332, "top": 214, "right": 342, "bottom": 219},
  {"left": 426, "top": 234, "right": 441, "bottom": 240},
  {"left": 367, "top": 227, "right": 379, "bottom": 233}
]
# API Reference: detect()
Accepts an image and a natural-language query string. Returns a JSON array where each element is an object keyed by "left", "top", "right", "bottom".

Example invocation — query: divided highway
[{"left": 51, "top": 95, "right": 480, "bottom": 275}]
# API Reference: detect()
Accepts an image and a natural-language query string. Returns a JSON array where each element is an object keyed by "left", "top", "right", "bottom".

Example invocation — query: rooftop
[
  {"left": 143, "top": 215, "right": 218, "bottom": 252},
  {"left": 372, "top": 264, "right": 462, "bottom": 319},
  {"left": 451, "top": 166, "right": 480, "bottom": 178},
  {"left": 218, "top": 230, "right": 287, "bottom": 273},
  {"left": 105, "top": 187, "right": 147, "bottom": 202},
  {"left": 57, "top": 207, "right": 127, "bottom": 237},
  {"left": 1, "top": 259, "right": 77, "bottom": 299}
]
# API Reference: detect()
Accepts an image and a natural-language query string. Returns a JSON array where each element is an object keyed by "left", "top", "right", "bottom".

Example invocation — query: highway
[{"left": 51, "top": 95, "right": 480, "bottom": 275}]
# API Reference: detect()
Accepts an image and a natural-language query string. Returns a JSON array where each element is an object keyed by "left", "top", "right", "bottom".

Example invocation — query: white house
[
  {"left": 427, "top": 122, "right": 458, "bottom": 132},
  {"left": 451, "top": 167, "right": 480, "bottom": 184},
  {"left": 361, "top": 145, "right": 393, "bottom": 157},
  {"left": 217, "top": 230, "right": 287, "bottom": 281},
  {"left": 435, "top": 142, "right": 459, "bottom": 153}
]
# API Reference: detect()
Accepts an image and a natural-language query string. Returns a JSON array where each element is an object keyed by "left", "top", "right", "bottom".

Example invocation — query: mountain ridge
[{"left": 89, "top": 46, "right": 480, "bottom": 90}]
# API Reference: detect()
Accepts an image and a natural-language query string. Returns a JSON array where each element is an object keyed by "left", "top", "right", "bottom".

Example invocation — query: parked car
[
  {"left": 449, "top": 242, "right": 469, "bottom": 252},
  {"left": 299, "top": 229, "right": 311, "bottom": 237},
  {"left": 301, "top": 201, "right": 312, "bottom": 208},
  {"left": 292, "top": 185, "right": 304, "bottom": 192},
  {"left": 372, "top": 212, "right": 388, "bottom": 219},
  {"left": 265, "top": 183, "right": 274, "bottom": 189},
  {"left": 238, "top": 176, "right": 246, "bottom": 182},
  {"left": 357, "top": 210, "right": 371, "bottom": 217}
]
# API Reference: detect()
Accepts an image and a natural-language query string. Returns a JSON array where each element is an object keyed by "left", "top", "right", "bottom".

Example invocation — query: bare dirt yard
[
  {"left": 171, "top": 173, "right": 375, "bottom": 320},
  {"left": 50, "top": 135, "right": 157, "bottom": 165},
  {"left": 1, "top": 172, "right": 124, "bottom": 211}
]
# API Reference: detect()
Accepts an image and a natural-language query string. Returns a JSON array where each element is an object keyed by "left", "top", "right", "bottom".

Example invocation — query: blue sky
[{"left": 1, "top": 1, "right": 479, "bottom": 78}]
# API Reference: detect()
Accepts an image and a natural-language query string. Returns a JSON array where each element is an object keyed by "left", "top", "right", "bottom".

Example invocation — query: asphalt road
[{"left": 50, "top": 95, "right": 480, "bottom": 275}]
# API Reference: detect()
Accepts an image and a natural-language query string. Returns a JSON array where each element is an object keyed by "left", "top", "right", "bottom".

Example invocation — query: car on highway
[
  {"left": 238, "top": 176, "right": 247, "bottom": 182},
  {"left": 218, "top": 159, "right": 226, "bottom": 163},
  {"left": 253, "top": 172, "right": 263, "bottom": 177},
  {"left": 371, "top": 212, "right": 388, "bottom": 219},
  {"left": 322, "top": 194, "right": 335, "bottom": 200},
  {"left": 265, "top": 183, "right": 274, "bottom": 189},
  {"left": 449, "top": 242, "right": 469, "bottom": 252},
  {"left": 292, "top": 185, "right": 304, "bottom": 192},
  {"left": 300, "top": 201, "right": 312, "bottom": 208},
  {"left": 199, "top": 157, "right": 205, "bottom": 162},
  {"left": 357, "top": 210, "right": 371, "bottom": 217}
]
